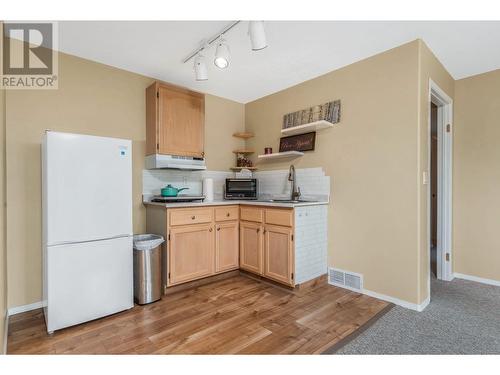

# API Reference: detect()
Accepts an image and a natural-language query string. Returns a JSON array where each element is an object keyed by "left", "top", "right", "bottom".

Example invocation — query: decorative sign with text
[{"left": 279, "top": 132, "right": 316, "bottom": 152}]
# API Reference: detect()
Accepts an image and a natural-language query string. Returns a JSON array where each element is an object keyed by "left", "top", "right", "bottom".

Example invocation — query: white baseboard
[
  {"left": 7, "top": 301, "right": 43, "bottom": 317},
  {"left": 416, "top": 295, "right": 430, "bottom": 312},
  {"left": 328, "top": 281, "right": 429, "bottom": 312},
  {"left": 453, "top": 273, "right": 500, "bottom": 287},
  {"left": 2, "top": 313, "right": 8, "bottom": 355},
  {"left": 362, "top": 288, "right": 429, "bottom": 312}
]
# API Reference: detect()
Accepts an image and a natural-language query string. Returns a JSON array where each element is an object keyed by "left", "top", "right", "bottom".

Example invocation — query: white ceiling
[{"left": 55, "top": 21, "right": 500, "bottom": 103}]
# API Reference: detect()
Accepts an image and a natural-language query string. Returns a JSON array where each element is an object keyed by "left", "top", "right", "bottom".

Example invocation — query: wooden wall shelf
[
  {"left": 232, "top": 149, "right": 254, "bottom": 154},
  {"left": 233, "top": 132, "right": 255, "bottom": 139}
]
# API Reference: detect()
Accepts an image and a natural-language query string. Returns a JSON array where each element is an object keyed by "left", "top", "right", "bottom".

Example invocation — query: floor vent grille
[{"left": 328, "top": 267, "right": 363, "bottom": 291}]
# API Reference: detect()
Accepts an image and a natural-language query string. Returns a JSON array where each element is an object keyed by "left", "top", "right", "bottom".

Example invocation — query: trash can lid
[{"left": 133, "top": 234, "right": 164, "bottom": 251}]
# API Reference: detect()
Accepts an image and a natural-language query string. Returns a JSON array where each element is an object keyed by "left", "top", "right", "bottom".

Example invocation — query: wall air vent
[
  {"left": 329, "top": 268, "right": 345, "bottom": 285},
  {"left": 328, "top": 267, "right": 363, "bottom": 292}
]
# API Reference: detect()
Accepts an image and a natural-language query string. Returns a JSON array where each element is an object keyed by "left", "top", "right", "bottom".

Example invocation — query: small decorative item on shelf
[
  {"left": 264, "top": 147, "right": 273, "bottom": 154},
  {"left": 236, "top": 155, "right": 253, "bottom": 168},
  {"left": 282, "top": 100, "right": 341, "bottom": 129}
]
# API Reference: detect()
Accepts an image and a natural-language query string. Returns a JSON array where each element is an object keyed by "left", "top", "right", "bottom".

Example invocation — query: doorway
[{"left": 428, "top": 80, "right": 453, "bottom": 296}]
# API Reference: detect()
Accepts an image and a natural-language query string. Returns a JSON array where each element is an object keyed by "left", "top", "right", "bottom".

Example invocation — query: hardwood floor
[{"left": 7, "top": 275, "right": 390, "bottom": 354}]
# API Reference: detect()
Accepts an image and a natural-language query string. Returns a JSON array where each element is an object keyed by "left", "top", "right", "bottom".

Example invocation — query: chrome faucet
[{"left": 288, "top": 165, "right": 301, "bottom": 201}]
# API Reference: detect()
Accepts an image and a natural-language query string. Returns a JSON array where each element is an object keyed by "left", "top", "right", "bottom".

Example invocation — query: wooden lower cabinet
[
  {"left": 239, "top": 208, "right": 295, "bottom": 287},
  {"left": 264, "top": 225, "right": 294, "bottom": 286},
  {"left": 239, "top": 221, "right": 263, "bottom": 275},
  {"left": 168, "top": 223, "right": 214, "bottom": 285},
  {"left": 215, "top": 221, "right": 239, "bottom": 273},
  {"left": 165, "top": 205, "right": 295, "bottom": 288}
]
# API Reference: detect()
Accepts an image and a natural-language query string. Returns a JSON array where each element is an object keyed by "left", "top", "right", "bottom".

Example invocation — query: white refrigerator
[{"left": 42, "top": 131, "right": 134, "bottom": 333}]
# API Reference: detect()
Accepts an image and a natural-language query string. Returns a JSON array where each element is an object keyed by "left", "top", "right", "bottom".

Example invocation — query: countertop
[{"left": 143, "top": 198, "right": 329, "bottom": 209}]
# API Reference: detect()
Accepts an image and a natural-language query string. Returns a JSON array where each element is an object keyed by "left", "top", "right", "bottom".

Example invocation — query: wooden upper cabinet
[{"left": 146, "top": 82, "right": 205, "bottom": 158}]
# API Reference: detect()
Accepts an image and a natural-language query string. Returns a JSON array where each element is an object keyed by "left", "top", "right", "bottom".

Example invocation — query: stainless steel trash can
[{"left": 133, "top": 234, "right": 164, "bottom": 305}]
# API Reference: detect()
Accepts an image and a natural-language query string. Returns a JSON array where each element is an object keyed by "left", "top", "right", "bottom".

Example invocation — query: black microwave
[{"left": 224, "top": 178, "right": 258, "bottom": 200}]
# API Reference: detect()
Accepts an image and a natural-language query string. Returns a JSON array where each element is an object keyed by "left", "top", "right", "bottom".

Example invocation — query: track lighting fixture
[
  {"left": 194, "top": 53, "right": 208, "bottom": 81},
  {"left": 183, "top": 21, "right": 269, "bottom": 81},
  {"left": 248, "top": 21, "right": 267, "bottom": 50},
  {"left": 214, "top": 38, "right": 230, "bottom": 69}
]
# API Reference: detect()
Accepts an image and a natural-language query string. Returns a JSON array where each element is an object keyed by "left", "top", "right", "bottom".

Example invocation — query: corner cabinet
[
  {"left": 215, "top": 221, "right": 240, "bottom": 273},
  {"left": 146, "top": 81, "right": 205, "bottom": 158},
  {"left": 239, "top": 221, "right": 263, "bottom": 275}
]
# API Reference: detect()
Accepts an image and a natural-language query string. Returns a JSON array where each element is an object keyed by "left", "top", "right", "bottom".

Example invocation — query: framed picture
[{"left": 279, "top": 132, "right": 316, "bottom": 152}]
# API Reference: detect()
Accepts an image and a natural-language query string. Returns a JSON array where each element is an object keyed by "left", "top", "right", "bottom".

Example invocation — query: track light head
[
  {"left": 194, "top": 54, "right": 208, "bottom": 81},
  {"left": 214, "top": 38, "right": 230, "bottom": 69},
  {"left": 248, "top": 21, "right": 267, "bottom": 51}
]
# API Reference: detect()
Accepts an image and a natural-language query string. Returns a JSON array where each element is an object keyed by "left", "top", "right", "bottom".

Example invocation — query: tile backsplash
[
  {"left": 143, "top": 167, "right": 330, "bottom": 201},
  {"left": 255, "top": 167, "right": 330, "bottom": 200},
  {"left": 143, "top": 170, "right": 232, "bottom": 199}
]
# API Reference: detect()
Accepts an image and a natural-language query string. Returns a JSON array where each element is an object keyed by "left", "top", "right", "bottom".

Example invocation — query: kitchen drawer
[
  {"left": 265, "top": 208, "right": 293, "bottom": 227},
  {"left": 215, "top": 206, "right": 239, "bottom": 222},
  {"left": 240, "top": 206, "right": 263, "bottom": 223},
  {"left": 169, "top": 207, "right": 213, "bottom": 226}
]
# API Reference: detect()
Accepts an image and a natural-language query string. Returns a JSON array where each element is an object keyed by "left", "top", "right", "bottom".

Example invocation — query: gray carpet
[{"left": 334, "top": 277, "right": 500, "bottom": 354}]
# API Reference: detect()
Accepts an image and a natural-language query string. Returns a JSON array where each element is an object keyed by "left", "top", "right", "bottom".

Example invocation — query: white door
[
  {"left": 45, "top": 131, "right": 132, "bottom": 245},
  {"left": 46, "top": 236, "right": 133, "bottom": 332}
]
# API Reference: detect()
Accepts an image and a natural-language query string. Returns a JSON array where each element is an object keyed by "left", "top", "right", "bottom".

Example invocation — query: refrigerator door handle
[{"left": 48, "top": 234, "right": 132, "bottom": 247}]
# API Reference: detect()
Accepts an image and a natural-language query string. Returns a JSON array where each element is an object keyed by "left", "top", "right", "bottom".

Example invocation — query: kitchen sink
[{"left": 258, "top": 199, "right": 317, "bottom": 204}]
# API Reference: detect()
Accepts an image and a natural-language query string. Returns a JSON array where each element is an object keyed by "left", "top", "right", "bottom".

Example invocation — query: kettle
[{"left": 160, "top": 184, "right": 189, "bottom": 197}]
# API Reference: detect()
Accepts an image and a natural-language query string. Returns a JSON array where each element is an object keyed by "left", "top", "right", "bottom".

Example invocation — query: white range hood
[{"left": 145, "top": 154, "right": 206, "bottom": 170}]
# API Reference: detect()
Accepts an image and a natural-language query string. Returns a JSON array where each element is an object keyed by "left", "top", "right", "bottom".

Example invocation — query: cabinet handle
[
  {"left": 209, "top": 227, "right": 213, "bottom": 232},
  {"left": 256, "top": 228, "right": 260, "bottom": 233},
  {"left": 191, "top": 216, "right": 196, "bottom": 220},
  {"left": 217, "top": 227, "right": 221, "bottom": 231},
  {"left": 226, "top": 213, "right": 230, "bottom": 217}
]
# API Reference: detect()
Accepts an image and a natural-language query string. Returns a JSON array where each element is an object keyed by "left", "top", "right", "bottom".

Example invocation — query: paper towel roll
[{"left": 203, "top": 178, "right": 214, "bottom": 202}]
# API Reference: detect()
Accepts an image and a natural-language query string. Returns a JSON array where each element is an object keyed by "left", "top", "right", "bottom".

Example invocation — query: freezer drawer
[{"left": 44, "top": 236, "right": 133, "bottom": 333}]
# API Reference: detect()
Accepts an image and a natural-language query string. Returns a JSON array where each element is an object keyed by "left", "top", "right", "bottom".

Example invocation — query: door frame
[{"left": 427, "top": 79, "right": 453, "bottom": 293}]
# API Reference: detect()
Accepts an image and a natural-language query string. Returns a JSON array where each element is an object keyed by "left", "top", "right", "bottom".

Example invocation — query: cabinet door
[
  {"left": 158, "top": 85, "right": 204, "bottom": 158},
  {"left": 264, "top": 225, "right": 294, "bottom": 286},
  {"left": 169, "top": 224, "right": 214, "bottom": 285},
  {"left": 239, "top": 221, "right": 263, "bottom": 275},
  {"left": 215, "top": 221, "right": 239, "bottom": 273}
]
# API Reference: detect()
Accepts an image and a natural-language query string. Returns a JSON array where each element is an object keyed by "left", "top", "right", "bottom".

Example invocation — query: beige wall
[
  {"left": 454, "top": 69, "right": 500, "bottom": 282},
  {"left": 246, "top": 41, "right": 422, "bottom": 304},
  {"left": 205, "top": 95, "right": 245, "bottom": 170},
  {"left": 417, "top": 41, "right": 455, "bottom": 303},
  {"left": 5, "top": 49, "right": 244, "bottom": 308}
]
